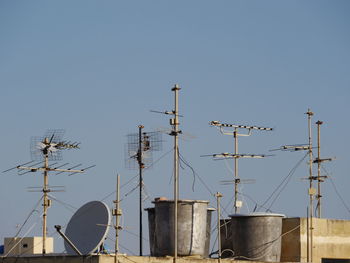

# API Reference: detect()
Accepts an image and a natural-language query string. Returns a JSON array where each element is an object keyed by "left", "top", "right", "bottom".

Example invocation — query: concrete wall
[
  {"left": 281, "top": 218, "right": 301, "bottom": 262},
  {"left": 4, "top": 237, "right": 54, "bottom": 256},
  {"left": 3, "top": 217, "right": 349, "bottom": 263},
  {"left": 0, "top": 255, "right": 275, "bottom": 263},
  {"left": 311, "top": 218, "right": 350, "bottom": 262},
  {"left": 281, "top": 218, "right": 350, "bottom": 263}
]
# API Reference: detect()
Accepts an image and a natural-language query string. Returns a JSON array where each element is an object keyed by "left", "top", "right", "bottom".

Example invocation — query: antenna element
[
  {"left": 125, "top": 126, "right": 162, "bottom": 256},
  {"left": 6, "top": 129, "right": 94, "bottom": 255},
  {"left": 209, "top": 121, "right": 273, "bottom": 213}
]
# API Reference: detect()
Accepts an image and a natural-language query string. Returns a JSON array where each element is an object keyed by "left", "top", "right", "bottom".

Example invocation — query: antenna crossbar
[
  {"left": 208, "top": 153, "right": 271, "bottom": 159},
  {"left": 208, "top": 119, "right": 273, "bottom": 214},
  {"left": 55, "top": 164, "right": 82, "bottom": 175},
  {"left": 313, "top": 158, "right": 334, "bottom": 163},
  {"left": 150, "top": 110, "right": 183, "bottom": 117},
  {"left": 210, "top": 121, "right": 273, "bottom": 131},
  {"left": 278, "top": 145, "right": 310, "bottom": 151},
  {"left": 220, "top": 179, "right": 256, "bottom": 185},
  {"left": 17, "top": 165, "right": 84, "bottom": 174},
  {"left": 301, "top": 175, "right": 328, "bottom": 181}
]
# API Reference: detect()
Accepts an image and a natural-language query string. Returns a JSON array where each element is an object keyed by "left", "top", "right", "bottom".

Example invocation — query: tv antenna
[
  {"left": 151, "top": 84, "right": 181, "bottom": 262},
  {"left": 113, "top": 174, "right": 122, "bottom": 263},
  {"left": 270, "top": 144, "right": 312, "bottom": 152},
  {"left": 125, "top": 125, "right": 162, "bottom": 256},
  {"left": 207, "top": 121, "right": 273, "bottom": 213},
  {"left": 299, "top": 109, "right": 315, "bottom": 263},
  {"left": 314, "top": 120, "right": 333, "bottom": 218},
  {"left": 3, "top": 129, "right": 95, "bottom": 255},
  {"left": 272, "top": 109, "right": 331, "bottom": 262}
]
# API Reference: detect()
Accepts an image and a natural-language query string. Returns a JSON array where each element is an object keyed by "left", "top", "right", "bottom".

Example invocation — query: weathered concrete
[
  {"left": 4, "top": 237, "right": 54, "bottom": 256},
  {"left": 1, "top": 255, "right": 99, "bottom": 263},
  {"left": 3, "top": 218, "right": 350, "bottom": 263},
  {"left": 0, "top": 254, "right": 289, "bottom": 263},
  {"left": 281, "top": 217, "right": 350, "bottom": 263}
]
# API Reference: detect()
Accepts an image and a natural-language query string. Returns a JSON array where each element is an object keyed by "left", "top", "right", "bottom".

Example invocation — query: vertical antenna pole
[
  {"left": 138, "top": 125, "right": 144, "bottom": 256},
  {"left": 234, "top": 128, "right": 239, "bottom": 214},
  {"left": 215, "top": 192, "right": 223, "bottom": 263},
  {"left": 306, "top": 109, "right": 314, "bottom": 263},
  {"left": 316, "top": 121, "right": 323, "bottom": 218},
  {"left": 13, "top": 131, "right": 87, "bottom": 256},
  {"left": 114, "top": 174, "right": 121, "bottom": 263},
  {"left": 42, "top": 138, "right": 49, "bottom": 255},
  {"left": 172, "top": 84, "right": 180, "bottom": 263},
  {"left": 306, "top": 206, "right": 309, "bottom": 262}
]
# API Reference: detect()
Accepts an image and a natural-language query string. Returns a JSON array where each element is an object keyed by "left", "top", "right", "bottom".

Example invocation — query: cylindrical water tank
[
  {"left": 146, "top": 199, "right": 210, "bottom": 257},
  {"left": 204, "top": 208, "right": 215, "bottom": 257},
  {"left": 220, "top": 218, "right": 234, "bottom": 258},
  {"left": 145, "top": 207, "right": 156, "bottom": 256},
  {"left": 229, "top": 213, "right": 285, "bottom": 262}
]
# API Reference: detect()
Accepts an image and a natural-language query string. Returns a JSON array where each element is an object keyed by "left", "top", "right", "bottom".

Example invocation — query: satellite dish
[{"left": 64, "top": 201, "right": 111, "bottom": 255}]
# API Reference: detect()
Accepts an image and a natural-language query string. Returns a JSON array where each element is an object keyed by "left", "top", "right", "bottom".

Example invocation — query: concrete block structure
[
  {"left": 4, "top": 237, "right": 54, "bottom": 256},
  {"left": 1, "top": 217, "right": 350, "bottom": 263},
  {"left": 281, "top": 217, "right": 350, "bottom": 263}
]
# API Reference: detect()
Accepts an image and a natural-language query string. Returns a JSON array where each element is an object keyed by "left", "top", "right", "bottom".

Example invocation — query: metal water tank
[
  {"left": 145, "top": 207, "right": 156, "bottom": 256},
  {"left": 220, "top": 218, "right": 234, "bottom": 258},
  {"left": 229, "top": 213, "right": 285, "bottom": 262},
  {"left": 204, "top": 208, "right": 215, "bottom": 257},
  {"left": 146, "top": 199, "right": 210, "bottom": 257}
]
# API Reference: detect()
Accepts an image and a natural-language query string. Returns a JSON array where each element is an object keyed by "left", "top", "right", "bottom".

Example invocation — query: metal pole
[
  {"left": 114, "top": 174, "right": 121, "bottom": 263},
  {"left": 316, "top": 121, "right": 323, "bottom": 218},
  {"left": 306, "top": 206, "right": 309, "bottom": 262},
  {"left": 234, "top": 128, "right": 238, "bottom": 214},
  {"left": 306, "top": 109, "right": 314, "bottom": 263},
  {"left": 138, "top": 125, "right": 144, "bottom": 256},
  {"left": 42, "top": 138, "right": 49, "bottom": 255},
  {"left": 172, "top": 84, "right": 180, "bottom": 262},
  {"left": 215, "top": 192, "right": 223, "bottom": 263},
  {"left": 54, "top": 225, "right": 82, "bottom": 256}
]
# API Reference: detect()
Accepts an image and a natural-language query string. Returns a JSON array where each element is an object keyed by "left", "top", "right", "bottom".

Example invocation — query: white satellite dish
[{"left": 64, "top": 201, "right": 111, "bottom": 255}]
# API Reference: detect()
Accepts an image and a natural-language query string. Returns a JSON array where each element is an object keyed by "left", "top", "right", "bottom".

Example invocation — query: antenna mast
[
  {"left": 314, "top": 120, "right": 333, "bottom": 218},
  {"left": 138, "top": 125, "right": 144, "bottom": 256},
  {"left": 215, "top": 192, "right": 223, "bottom": 263},
  {"left": 316, "top": 121, "right": 322, "bottom": 218},
  {"left": 113, "top": 174, "right": 122, "bottom": 263},
  {"left": 125, "top": 126, "right": 162, "bottom": 256},
  {"left": 306, "top": 109, "right": 314, "bottom": 263},
  {"left": 14, "top": 130, "right": 93, "bottom": 255},
  {"left": 150, "top": 84, "right": 181, "bottom": 261},
  {"left": 209, "top": 121, "right": 273, "bottom": 213},
  {"left": 272, "top": 110, "right": 333, "bottom": 262},
  {"left": 273, "top": 110, "right": 317, "bottom": 263},
  {"left": 172, "top": 84, "right": 181, "bottom": 262}
]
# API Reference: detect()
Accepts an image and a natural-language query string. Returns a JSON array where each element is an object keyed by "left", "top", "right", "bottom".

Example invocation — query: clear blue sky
[{"left": 1, "top": 0, "right": 349, "bottom": 255}]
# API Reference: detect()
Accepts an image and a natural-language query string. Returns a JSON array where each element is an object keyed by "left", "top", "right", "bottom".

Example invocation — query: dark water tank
[
  {"left": 229, "top": 213, "right": 285, "bottom": 262},
  {"left": 146, "top": 199, "right": 211, "bottom": 257}
]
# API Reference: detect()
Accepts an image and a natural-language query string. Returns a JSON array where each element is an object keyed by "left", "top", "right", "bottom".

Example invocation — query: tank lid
[
  {"left": 152, "top": 198, "right": 209, "bottom": 204},
  {"left": 229, "top": 212, "right": 285, "bottom": 218}
]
